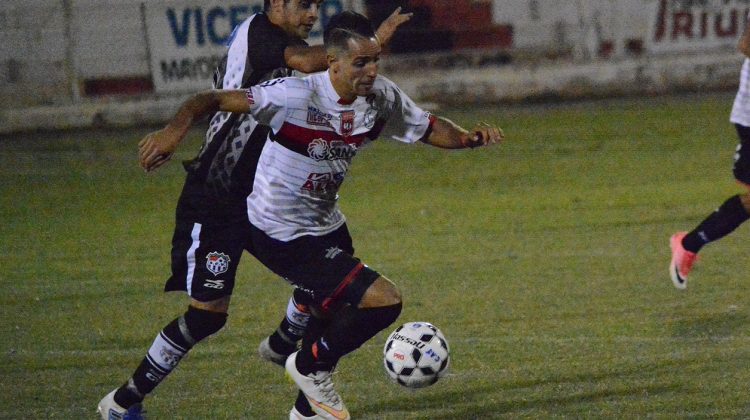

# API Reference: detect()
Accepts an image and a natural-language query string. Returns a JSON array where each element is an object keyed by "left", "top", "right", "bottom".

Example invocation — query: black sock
[
  {"left": 294, "top": 391, "right": 317, "bottom": 416},
  {"left": 269, "top": 291, "right": 313, "bottom": 355},
  {"left": 296, "top": 303, "right": 402, "bottom": 374},
  {"left": 114, "top": 316, "right": 195, "bottom": 408},
  {"left": 683, "top": 195, "right": 750, "bottom": 253}
]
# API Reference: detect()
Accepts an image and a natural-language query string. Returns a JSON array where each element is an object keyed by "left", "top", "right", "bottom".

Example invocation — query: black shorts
[
  {"left": 164, "top": 181, "right": 250, "bottom": 302},
  {"left": 733, "top": 124, "right": 750, "bottom": 186},
  {"left": 166, "top": 187, "right": 379, "bottom": 307},
  {"left": 248, "top": 223, "right": 380, "bottom": 312}
]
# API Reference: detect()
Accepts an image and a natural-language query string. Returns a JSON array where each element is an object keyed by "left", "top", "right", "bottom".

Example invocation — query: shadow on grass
[
  {"left": 671, "top": 311, "right": 749, "bottom": 339},
  {"left": 358, "top": 360, "right": 684, "bottom": 418}
]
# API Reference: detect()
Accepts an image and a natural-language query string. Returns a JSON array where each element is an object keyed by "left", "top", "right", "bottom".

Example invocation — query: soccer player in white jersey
[
  {"left": 670, "top": 21, "right": 750, "bottom": 289},
  {"left": 97, "top": 2, "right": 411, "bottom": 420},
  {"left": 137, "top": 11, "right": 503, "bottom": 419}
]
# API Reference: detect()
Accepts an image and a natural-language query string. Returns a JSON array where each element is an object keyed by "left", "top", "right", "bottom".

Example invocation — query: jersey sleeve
[
  {"left": 377, "top": 80, "right": 433, "bottom": 144},
  {"left": 247, "top": 78, "right": 289, "bottom": 131}
]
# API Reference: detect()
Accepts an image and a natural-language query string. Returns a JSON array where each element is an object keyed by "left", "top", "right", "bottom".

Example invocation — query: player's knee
[
  {"left": 740, "top": 192, "right": 750, "bottom": 213},
  {"left": 359, "top": 276, "right": 402, "bottom": 309},
  {"left": 183, "top": 305, "right": 228, "bottom": 342}
]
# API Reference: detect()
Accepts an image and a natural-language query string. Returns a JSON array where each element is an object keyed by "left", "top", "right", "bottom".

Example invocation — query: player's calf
[
  {"left": 101, "top": 306, "right": 227, "bottom": 414},
  {"left": 297, "top": 276, "right": 402, "bottom": 373},
  {"left": 259, "top": 290, "right": 313, "bottom": 366}
]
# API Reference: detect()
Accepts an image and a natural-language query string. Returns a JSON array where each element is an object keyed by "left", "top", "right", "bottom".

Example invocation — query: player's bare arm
[
  {"left": 739, "top": 22, "right": 750, "bottom": 57},
  {"left": 422, "top": 117, "right": 504, "bottom": 149},
  {"left": 375, "top": 7, "right": 413, "bottom": 47},
  {"left": 138, "top": 90, "right": 251, "bottom": 172},
  {"left": 284, "top": 7, "right": 412, "bottom": 74}
]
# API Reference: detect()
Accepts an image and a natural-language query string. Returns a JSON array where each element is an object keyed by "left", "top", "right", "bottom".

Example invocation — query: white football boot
[
  {"left": 285, "top": 352, "right": 350, "bottom": 420},
  {"left": 97, "top": 389, "right": 145, "bottom": 420}
]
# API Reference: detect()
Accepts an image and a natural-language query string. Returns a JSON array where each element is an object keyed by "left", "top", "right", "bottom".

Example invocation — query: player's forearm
[
  {"left": 285, "top": 45, "right": 329, "bottom": 73},
  {"left": 166, "top": 90, "right": 249, "bottom": 139},
  {"left": 422, "top": 116, "right": 477, "bottom": 149}
]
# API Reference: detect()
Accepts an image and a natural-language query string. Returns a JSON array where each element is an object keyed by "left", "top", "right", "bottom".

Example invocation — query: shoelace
[{"left": 312, "top": 371, "right": 341, "bottom": 405}]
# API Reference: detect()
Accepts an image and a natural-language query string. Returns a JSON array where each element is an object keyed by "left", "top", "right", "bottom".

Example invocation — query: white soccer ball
[{"left": 383, "top": 321, "right": 450, "bottom": 388}]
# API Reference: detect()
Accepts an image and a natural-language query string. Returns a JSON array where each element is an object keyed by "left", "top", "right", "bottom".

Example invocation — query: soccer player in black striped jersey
[
  {"left": 670, "top": 20, "right": 750, "bottom": 290},
  {"left": 97, "top": 3, "right": 411, "bottom": 419},
  {"left": 134, "top": 11, "right": 503, "bottom": 419}
]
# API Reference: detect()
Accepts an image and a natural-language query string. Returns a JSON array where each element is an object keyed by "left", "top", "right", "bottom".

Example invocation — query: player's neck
[{"left": 328, "top": 73, "right": 357, "bottom": 105}]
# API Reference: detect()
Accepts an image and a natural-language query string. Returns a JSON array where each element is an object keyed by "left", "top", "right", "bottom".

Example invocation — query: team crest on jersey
[
  {"left": 206, "top": 252, "right": 230, "bottom": 276},
  {"left": 340, "top": 110, "right": 355, "bottom": 137}
]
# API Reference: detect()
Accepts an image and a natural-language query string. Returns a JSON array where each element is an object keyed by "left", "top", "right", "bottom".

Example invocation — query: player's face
[
  {"left": 280, "top": 0, "right": 322, "bottom": 39},
  {"left": 333, "top": 36, "right": 381, "bottom": 98}
]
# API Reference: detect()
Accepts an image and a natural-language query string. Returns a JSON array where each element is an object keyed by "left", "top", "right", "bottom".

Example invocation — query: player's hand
[
  {"left": 375, "top": 7, "right": 413, "bottom": 47},
  {"left": 462, "top": 122, "right": 504, "bottom": 148},
  {"left": 138, "top": 128, "right": 179, "bottom": 172}
]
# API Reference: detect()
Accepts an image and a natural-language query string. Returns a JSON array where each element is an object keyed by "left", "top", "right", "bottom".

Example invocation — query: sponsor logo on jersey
[
  {"left": 245, "top": 89, "right": 254, "bottom": 105},
  {"left": 206, "top": 252, "right": 230, "bottom": 276},
  {"left": 301, "top": 171, "right": 345, "bottom": 193},
  {"left": 340, "top": 110, "right": 355, "bottom": 137},
  {"left": 307, "top": 138, "right": 357, "bottom": 161},
  {"left": 308, "top": 138, "right": 329, "bottom": 161},
  {"left": 203, "top": 278, "right": 225, "bottom": 289},
  {"left": 307, "top": 106, "right": 333, "bottom": 127}
]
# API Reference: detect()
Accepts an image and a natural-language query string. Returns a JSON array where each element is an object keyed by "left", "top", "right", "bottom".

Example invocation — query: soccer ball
[{"left": 383, "top": 321, "right": 450, "bottom": 388}]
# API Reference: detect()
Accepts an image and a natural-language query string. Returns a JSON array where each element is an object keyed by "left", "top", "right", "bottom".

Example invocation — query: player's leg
[
  {"left": 251, "top": 224, "right": 400, "bottom": 419},
  {"left": 258, "top": 287, "right": 313, "bottom": 366},
  {"left": 98, "top": 218, "right": 244, "bottom": 418},
  {"left": 294, "top": 275, "right": 401, "bottom": 371},
  {"left": 670, "top": 123, "right": 750, "bottom": 288},
  {"left": 286, "top": 273, "right": 401, "bottom": 420}
]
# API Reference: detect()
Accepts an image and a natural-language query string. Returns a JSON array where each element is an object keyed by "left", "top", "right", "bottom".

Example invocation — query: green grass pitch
[{"left": 2, "top": 92, "right": 750, "bottom": 418}]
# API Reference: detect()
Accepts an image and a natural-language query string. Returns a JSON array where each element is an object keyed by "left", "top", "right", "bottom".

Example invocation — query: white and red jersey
[
  {"left": 731, "top": 57, "right": 750, "bottom": 127},
  {"left": 244, "top": 71, "right": 433, "bottom": 241}
]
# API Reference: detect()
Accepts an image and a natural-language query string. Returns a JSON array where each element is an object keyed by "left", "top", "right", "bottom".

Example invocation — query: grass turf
[{"left": 1, "top": 92, "right": 749, "bottom": 418}]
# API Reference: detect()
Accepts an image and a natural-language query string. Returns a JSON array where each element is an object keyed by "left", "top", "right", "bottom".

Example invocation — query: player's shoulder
[
  {"left": 370, "top": 75, "right": 406, "bottom": 104},
  {"left": 257, "top": 75, "right": 316, "bottom": 100},
  {"left": 373, "top": 75, "right": 398, "bottom": 91}
]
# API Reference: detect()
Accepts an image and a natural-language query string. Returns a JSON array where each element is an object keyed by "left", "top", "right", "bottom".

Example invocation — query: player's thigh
[
  {"left": 250, "top": 224, "right": 380, "bottom": 311},
  {"left": 358, "top": 276, "right": 401, "bottom": 309},
  {"left": 733, "top": 123, "right": 750, "bottom": 187},
  {"left": 168, "top": 219, "right": 248, "bottom": 302}
]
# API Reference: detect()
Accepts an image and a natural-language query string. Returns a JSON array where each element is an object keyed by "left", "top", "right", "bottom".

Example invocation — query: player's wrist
[{"left": 459, "top": 133, "right": 479, "bottom": 148}]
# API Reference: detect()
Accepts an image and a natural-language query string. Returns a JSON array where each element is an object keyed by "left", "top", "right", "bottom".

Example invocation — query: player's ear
[{"left": 327, "top": 51, "right": 338, "bottom": 72}]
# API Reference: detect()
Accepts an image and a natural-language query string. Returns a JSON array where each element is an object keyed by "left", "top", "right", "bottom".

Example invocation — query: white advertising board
[
  {"left": 646, "top": 0, "right": 749, "bottom": 53},
  {"left": 144, "top": 0, "right": 361, "bottom": 93}
]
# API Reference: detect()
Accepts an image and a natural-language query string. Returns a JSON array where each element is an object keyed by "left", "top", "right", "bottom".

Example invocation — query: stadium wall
[{"left": 0, "top": 0, "right": 747, "bottom": 133}]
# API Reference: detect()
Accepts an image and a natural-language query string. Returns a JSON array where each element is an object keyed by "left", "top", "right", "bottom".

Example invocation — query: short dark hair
[
  {"left": 263, "top": 0, "right": 290, "bottom": 12},
  {"left": 323, "top": 11, "right": 375, "bottom": 52}
]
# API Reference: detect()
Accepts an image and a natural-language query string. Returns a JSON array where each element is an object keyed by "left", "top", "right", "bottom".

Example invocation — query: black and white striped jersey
[
  {"left": 732, "top": 57, "right": 750, "bottom": 127},
  {"left": 182, "top": 13, "right": 307, "bottom": 207},
  {"left": 243, "top": 71, "right": 434, "bottom": 241}
]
